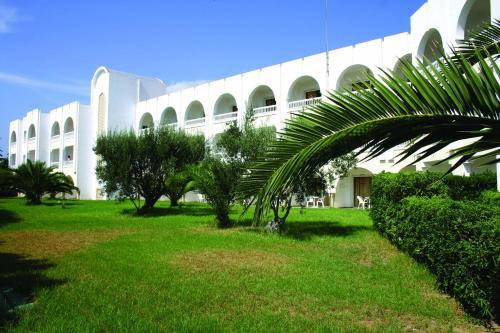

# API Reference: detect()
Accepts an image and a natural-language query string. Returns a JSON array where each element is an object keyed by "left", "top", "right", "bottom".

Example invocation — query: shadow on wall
[{"left": 0, "top": 248, "right": 66, "bottom": 328}]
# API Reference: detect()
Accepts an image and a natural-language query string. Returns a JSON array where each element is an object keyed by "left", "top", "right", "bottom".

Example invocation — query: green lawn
[{"left": 0, "top": 198, "right": 482, "bottom": 332}]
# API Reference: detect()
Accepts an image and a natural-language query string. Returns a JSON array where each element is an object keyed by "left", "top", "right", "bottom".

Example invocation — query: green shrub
[
  {"left": 444, "top": 172, "right": 497, "bottom": 201},
  {"left": 370, "top": 171, "right": 500, "bottom": 321},
  {"left": 391, "top": 197, "right": 500, "bottom": 321},
  {"left": 479, "top": 190, "right": 500, "bottom": 206}
]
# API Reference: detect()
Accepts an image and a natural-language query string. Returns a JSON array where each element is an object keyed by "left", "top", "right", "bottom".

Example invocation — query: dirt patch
[
  {"left": 0, "top": 229, "right": 131, "bottom": 259},
  {"left": 171, "top": 249, "right": 293, "bottom": 274}
]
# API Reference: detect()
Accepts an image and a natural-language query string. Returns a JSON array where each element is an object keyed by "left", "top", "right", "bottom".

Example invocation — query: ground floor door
[{"left": 354, "top": 177, "right": 372, "bottom": 207}]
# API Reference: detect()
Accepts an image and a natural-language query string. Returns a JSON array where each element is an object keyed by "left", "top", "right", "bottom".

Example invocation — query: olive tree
[{"left": 94, "top": 126, "right": 205, "bottom": 213}]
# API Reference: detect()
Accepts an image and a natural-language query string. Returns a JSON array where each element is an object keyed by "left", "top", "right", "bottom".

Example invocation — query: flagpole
[{"left": 325, "top": 0, "right": 330, "bottom": 89}]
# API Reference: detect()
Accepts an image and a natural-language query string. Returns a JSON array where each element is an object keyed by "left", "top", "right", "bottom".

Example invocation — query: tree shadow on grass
[
  {"left": 120, "top": 205, "right": 214, "bottom": 218},
  {"left": 0, "top": 245, "right": 66, "bottom": 328},
  {"left": 0, "top": 209, "right": 22, "bottom": 228},
  {"left": 41, "top": 200, "right": 80, "bottom": 207},
  {"left": 283, "top": 221, "right": 372, "bottom": 241}
]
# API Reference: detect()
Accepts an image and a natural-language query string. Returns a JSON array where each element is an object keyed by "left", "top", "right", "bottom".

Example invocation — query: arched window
[
  {"left": 214, "top": 94, "right": 238, "bottom": 121},
  {"left": 28, "top": 125, "right": 36, "bottom": 139},
  {"left": 185, "top": 101, "right": 205, "bottom": 127},
  {"left": 393, "top": 54, "right": 412, "bottom": 82},
  {"left": 51, "top": 122, "right": 60, "bottom": 137},
  {"left": 10, "top": 131, "right": 16, "bottom": 143},
  {"left": 287, "top": 76, "right": 321, "bottom": 111},
  {"left": 160, "top": 107, "right": 178, "bottom": 126},
  {"left": 249, "top": 85, "right": 277, "bottom": 115},
  {"left": 98, "top": 93, "right": 106, "bottom": 135},
  {"left": 418, "top": 29, "right": 444, "bottom": 64},
  {"left": 64, "top": 118, "right": 74, "bottom": 133},
  {"left": 457, "top": 0, "right": 491, "bottom": 39},
  {"left": 139, "top": 113, "right": 154, "bottom": 131},
  {"left": 336, "top": 65, "right": 374, "bottom": 91}
]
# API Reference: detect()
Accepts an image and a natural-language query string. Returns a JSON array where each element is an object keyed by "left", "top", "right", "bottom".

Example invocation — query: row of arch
[
  {"left": 138, "top": 60, "right": 410, "bottom": 130},
  {"left": 9, "top": 118, "right": 75, "bottom": 145}
]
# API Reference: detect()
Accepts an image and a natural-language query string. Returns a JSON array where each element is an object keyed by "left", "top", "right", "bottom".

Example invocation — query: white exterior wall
[{"left": 7, "top": 0, "right": 499, "bottom": 202}]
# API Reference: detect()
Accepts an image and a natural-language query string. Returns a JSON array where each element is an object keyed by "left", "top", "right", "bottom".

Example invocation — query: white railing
[
  {"left": 253, "top": 105, "right": 277, "bottom": 116},
  {"left": 162, "top": 122, "right": 178, "bottom": 129},
  {"left": 50, "top": 161, "right": 60, "bottom": 168},
  {"left": 64, "top": 131, "right": 74, "bottom": 140},
  {"left": 288, "top": 97, "right": 322, "bottom": 110},
  {"left": 214, "top": 111, "right": 238, "bottom": 122},
  {"left": 185, "top": 118, "right": 205, "bottom": 127},
  {"left": 28, "top": 137, "right": 36, "bottom": 144},
  {"left": 63, "top": 160, "right": 74, "bottom": 167},
  {"left": 10, "top": 142, "right": 16, "bottom": 151}
]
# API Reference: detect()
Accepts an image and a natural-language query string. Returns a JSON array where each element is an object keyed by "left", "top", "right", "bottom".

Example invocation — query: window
[
  {"left": 232, "top": 105, "right": 238, "bottom": 112},
  {"left": 265, "top": 98, "right": 276, "bottom": 106},
  {"left": 305, "top": 90, "right": 321, "bottom": 99}
]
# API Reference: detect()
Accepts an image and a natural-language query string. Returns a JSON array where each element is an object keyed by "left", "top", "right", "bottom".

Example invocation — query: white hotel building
[{"left": 7, "top": 0, "right": 500, "bottom": 206}]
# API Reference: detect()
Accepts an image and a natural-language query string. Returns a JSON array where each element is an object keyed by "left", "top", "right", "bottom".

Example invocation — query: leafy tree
[
  {"left": 193, "top": 107, "right": 275, "bottom": 227},
  {"left": 243, "top": 21, "right": 500, "bottom": 224},
  {"left": 13, "top": 160, "right": 78, "bottom": 205},
  {"left": 324, "top": 153, "right": 358, "bottom": 190},
  {"left": 164, "top": 169, "right": 196, "bottom": 207},
  {"left": 94, "top": 126, "right": 205, "bottom": 213}
]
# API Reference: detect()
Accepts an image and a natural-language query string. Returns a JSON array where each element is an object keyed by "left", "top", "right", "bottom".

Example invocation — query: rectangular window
[
  {"left": 265, "top": 98, "right": 276, "bottom": 106},
  {"left": 305, "top": 90, "right": 321, "bottom": 99}
]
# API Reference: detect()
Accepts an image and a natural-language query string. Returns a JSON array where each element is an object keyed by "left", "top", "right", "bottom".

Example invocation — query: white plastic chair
[
  {"left": 306, "top": 196, "right": 315, "bottom": 208},
  {"left": 316, "top": 197, "right": 324, "bottom": 208},
  {"left": 357, "top": 196, "right": 367, "bottom": 209}
]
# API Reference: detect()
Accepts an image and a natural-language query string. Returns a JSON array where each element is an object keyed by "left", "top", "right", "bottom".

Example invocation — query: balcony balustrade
[
  {"left": 253, "top": 105, "right": 277, "bottom": 116},
  {"left": 64, "top": 131, "right": 75, "bottom": 141},
  {"left": 185, "top": 118, "right": 205, "bottom": 128},
  {"left": 288, "top": 97, "right": 322, "bottom": 110},
  {"left": 214, "top": 111, "right": 238, "bottom": 123},
  {"left": 63, "top": 159, "right": 74, "bottom": 167}
]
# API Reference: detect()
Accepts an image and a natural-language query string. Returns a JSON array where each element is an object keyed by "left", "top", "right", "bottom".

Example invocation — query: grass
[{"left": 0, "top": 198, "right": 484, "bottom": 332}]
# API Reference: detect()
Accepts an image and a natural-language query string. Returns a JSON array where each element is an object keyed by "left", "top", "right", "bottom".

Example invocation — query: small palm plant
[
  {"left": 14, "top": 160, "right": 79, "bottom": 205},
  {"left": 242, "top": 20, "right": 500, "bottom": 224}
]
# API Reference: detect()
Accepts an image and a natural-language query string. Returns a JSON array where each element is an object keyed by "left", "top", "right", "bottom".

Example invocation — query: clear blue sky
[{"left": 0, "top": 0, "right": 426, "bottom": 154}]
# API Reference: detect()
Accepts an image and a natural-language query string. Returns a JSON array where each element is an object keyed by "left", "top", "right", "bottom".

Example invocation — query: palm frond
[
  {"left": 242, "top": 49, "right": 500, "bottom": 224},
  {"left": 453, "top": 19, "right": 500, "bottom": 65}
]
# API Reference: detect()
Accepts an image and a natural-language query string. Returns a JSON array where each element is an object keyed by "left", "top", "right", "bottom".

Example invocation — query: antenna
[{"left": 325, "top": 0, "right": 330, "bottom": 89}]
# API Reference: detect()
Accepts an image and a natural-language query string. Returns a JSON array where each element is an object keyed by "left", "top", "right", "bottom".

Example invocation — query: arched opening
[
  {"left": 457, "top": 0, "right": 491, "bottom": 39},
  {"left": 50, "top": 148, "right": 60, "bottom": 167},
  {"left": 98, "top": 93, "right": 106, "bottom": 135},
  {"left": 10, "top": 131, "right": 16, "bottom": 143},
  {"left": 333, "top": 167, "right": 374, "bottom": 208},
  {"left": 288, "top": 76, "right": 321, "bottom": 110},
  {"left": 51, "top": 122, "right": 60, "bottom": 137},
  {"left": 28, "top": 125, "right": 36, "bottom": 139},
  {"left": 139, "top": 113, "right": 154, "bottom": 131},
  {"left": 418, "top": 29, "right": 444, "bottom": 64},
  {"left": 214, "top": 94, "right": 238, "bottom": 122},
  {"left": 160, "top": 107, "right": 178, "bottom": 126},
  {"left": 336, "top": 65, "right": 374, "bottom": 91},
  {"left": 249, "top": 85, "right": 277, "bottom": 115},
  {"left": 185, "top": 101, "right": 205, "bottom": 127},
  {"left": 64, "top": 118, "right": 74, "bottom": 134},
  {"left": 393, "top": 54, "right": 412, "bottom": 82}
]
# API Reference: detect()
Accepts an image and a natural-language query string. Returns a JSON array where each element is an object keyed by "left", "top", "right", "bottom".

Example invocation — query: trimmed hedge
[{"left": 370, "top": 172, "right": 499, "bottom": 321}]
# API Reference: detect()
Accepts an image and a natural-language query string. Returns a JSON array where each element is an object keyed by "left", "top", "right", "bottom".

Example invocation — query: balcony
[
  {"left": 214, "top": 111, "right": 238, "bottom": 123},
  {"left": 10, "top": 142, "right": 17, "bottom": 152},
  {"left": 185, "top": 118, "right": 205, "bottom": 128},
  {"left": 288, "top": 97, "right": 322, "bottom": 111},
  {"left": 63, "top": 160, "right": 74, "bottom": 168},
  {"left": 253, "top": 105, "right": 277, "bottom": 116},
  {"left": 64, "top": 131, "right": 74, "bottom": 140},
  {"left": 51, "top": 135, "right": 61, "bottom": 147},
  {"left": 51, "top": 161, "right": 60, "bottom": 168}
]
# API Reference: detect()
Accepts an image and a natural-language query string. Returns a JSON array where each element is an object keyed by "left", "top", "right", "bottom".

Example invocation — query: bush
[
  {"left": 480, "top": 190, "right": 500, "bottom": 206},
  {"left": 370, "top": 171, "right": 500, "bottom": 321},
  {"left": 444, "top": 172, "right": 497, "bottom": 201},
  {"left": 392, "top": 197, "right": 499, "bottom": 321}
]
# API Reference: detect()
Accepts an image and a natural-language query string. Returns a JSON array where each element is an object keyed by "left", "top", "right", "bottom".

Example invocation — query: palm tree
[
  {"left": 243, "top": 21, "right": 500, "bottom": 224},
  {"left": 14, "top": 160, "right": 79, "bottom": 205}
]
